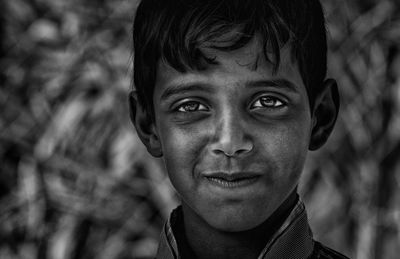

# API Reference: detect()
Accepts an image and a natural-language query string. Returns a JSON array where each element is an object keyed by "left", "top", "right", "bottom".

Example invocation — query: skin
[{"left": 131, "top": 37, "right": 339, "bottom": 259}]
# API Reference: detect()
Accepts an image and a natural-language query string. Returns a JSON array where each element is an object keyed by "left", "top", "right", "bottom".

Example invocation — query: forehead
[{"left": 154, "top": 37, "right": 303, "bottom": 95}]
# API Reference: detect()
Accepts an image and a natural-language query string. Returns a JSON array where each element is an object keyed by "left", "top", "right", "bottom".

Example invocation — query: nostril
[
  {"left": 212, "top": 143, "right": 253, "bottom": 157},
  {"left": 212, "top": 149, "right": 231, "bottom": 156},
  {"left": 211, "top": 116, "right": 254, "bottom": 157}
]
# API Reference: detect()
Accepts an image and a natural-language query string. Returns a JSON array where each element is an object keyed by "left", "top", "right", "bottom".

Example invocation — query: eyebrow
[
  {"left": 245, "top": 79, "right": 300, "bottom": 93},
  {"left": 160, "top": 83, "right": 215, "bottom": 101},
  {"left": 160, "top": 78, "right": 300, "bottom": 101}
]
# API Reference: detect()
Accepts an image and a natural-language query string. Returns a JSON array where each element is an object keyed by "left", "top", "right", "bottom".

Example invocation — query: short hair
[{"left": 133, "top": 0, "right": 327, "bottom": 116}]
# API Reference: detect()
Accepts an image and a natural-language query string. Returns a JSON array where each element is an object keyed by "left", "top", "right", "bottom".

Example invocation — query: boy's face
[{"left": 150, "top": 38, "right": 312, "bottom": 232}]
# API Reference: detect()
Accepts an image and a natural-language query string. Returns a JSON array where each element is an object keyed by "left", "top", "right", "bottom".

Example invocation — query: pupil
[
  {"left": 185, "top": 102, "right": 198, "bottom": 111},
  {"left": 261, "top": 97, "right": 275, "bottom": 106}
]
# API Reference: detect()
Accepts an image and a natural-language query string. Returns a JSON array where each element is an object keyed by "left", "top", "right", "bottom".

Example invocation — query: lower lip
[{"left": 205, "top": 176, "right": 260, "bottom": 189}]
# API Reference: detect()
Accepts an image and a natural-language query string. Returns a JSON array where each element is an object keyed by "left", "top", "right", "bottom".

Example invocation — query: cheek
[
  {"left": 158, "top": 123, "right": 207, "bottom": 187},
  {"left": 260, "top": 121, "right": 311, "bottom": 182},
  {"left": 282, "top": 128, "right": 310, "bottom": 179}
]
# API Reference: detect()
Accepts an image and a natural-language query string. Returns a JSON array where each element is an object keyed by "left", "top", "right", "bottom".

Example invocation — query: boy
[{"left": 130, "top": 0, "right": 349, "bottom": 258}]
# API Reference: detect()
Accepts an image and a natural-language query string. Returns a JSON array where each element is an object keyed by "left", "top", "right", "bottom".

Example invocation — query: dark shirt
[{"left": 155, "top": 199, "right": 350, "bottom": 259}]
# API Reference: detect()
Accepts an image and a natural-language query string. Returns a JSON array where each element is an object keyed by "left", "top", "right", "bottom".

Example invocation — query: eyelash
[
  {"left": 250, "top": 95, "right": 286, "bottom": 109},
  {"left": 175, "top": 101, "right": 209, "bottom": 113},
  {"left": 174, "top": 95, "right": 286, "bottom": 113}
]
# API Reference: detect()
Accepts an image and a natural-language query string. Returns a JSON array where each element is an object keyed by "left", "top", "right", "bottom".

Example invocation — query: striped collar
[{"left": 156, "top": 199, "right": 314, "bottom": 259}]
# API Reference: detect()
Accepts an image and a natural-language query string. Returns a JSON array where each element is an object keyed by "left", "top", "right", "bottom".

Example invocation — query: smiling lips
[{"left": 204, "top": 172, "right": 261, "bottom": 188}]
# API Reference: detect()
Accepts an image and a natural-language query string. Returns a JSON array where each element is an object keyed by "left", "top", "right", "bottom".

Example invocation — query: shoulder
[{"left": 310, "top": 241, "right": 351, "bottom": 259}]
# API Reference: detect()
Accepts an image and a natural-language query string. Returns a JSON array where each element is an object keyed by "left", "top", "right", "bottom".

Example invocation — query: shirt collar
[{"left": 156, "top": 199, "right": 314, "bottom": 259}]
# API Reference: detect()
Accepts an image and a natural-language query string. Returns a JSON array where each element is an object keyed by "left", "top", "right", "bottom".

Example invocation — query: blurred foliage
[{"left": 0, "top": 0, "right": 399, "bottom": 258}]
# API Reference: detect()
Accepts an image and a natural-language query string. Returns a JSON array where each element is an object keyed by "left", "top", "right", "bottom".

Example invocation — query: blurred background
[{"left": 1, "top": 0, "right": 399, "bottom": 258}]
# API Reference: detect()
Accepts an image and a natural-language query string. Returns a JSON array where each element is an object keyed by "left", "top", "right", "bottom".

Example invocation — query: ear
[
  {"left": 129, "top": 91, "right": 163, "bottom": 157},
  {"left": 309, "top": 79, "right": 340, "bottom": 151}
]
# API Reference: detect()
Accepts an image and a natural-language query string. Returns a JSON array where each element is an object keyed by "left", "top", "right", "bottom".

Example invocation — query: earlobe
[
  {"left": 309, "top": 79, "right": 340, "bottom": 151},
  {"left": 129, "top": 91, "right": 163, "bottom": 157}
]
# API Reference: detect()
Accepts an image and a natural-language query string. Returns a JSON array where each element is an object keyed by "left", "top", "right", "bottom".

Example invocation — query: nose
[{"left": 210, "top": 110, "right": 253, "bottom": 157}]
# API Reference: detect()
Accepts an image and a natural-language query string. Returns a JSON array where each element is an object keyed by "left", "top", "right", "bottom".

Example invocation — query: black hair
[{"left": 133, "top": 0, "right": 327, "bottom": 116}]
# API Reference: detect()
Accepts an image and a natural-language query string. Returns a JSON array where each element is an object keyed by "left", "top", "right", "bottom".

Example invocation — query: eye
[
  {"left": 176, "top": 101, "right": 208, "bottom": 112},
  {"left": 251, "top": 96, "right": 285, "bottom": 109}
]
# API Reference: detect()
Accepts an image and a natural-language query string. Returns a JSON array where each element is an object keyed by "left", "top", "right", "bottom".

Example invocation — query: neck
[{"left": 181, "top": 190, "right": 298, "bottom": 259}]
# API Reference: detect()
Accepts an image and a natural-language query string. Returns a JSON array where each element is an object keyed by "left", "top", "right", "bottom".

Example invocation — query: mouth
[{"left": 204, "top": 172, "right": 261, "bottom": 188}]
